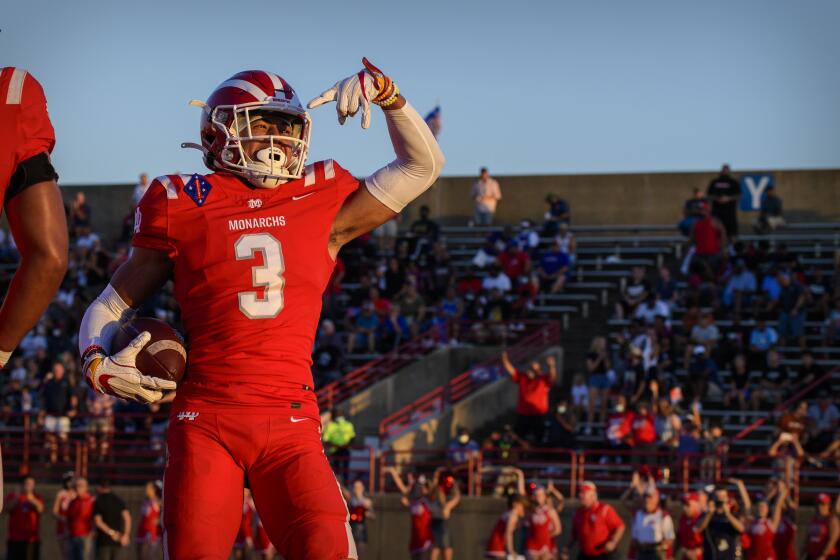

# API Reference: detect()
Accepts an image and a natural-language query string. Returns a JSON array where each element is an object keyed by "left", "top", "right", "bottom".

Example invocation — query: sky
[{"left": 3, "top": 0, "right": 840, "bottom": 185}]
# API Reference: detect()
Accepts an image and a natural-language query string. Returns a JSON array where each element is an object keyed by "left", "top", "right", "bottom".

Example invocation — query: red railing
[
  {"left": 377, "top": 321, "right": 561, "bottom": 441},
  {"left": 317, "top": 320, "right": 558, "bottom": 411},
  {"left": 731, "top": 366, "right": 840, "bottom": 443}
]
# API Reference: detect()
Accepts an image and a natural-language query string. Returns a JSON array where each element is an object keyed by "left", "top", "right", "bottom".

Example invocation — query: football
[{"left": 110, "top": 317, "right": 187, "bottom": 385}]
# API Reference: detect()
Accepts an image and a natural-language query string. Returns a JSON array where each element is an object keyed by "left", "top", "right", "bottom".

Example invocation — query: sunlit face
[
  {"left": 644, "top": 492, "right": 659, "bottom": 513},
  {"left": 239, "top": 114, "right": 297, "bottom": 163},
  {"left": 580, "top": 488, "right": 597, "bottom": 508},
  {"left": 533, "top": 488, "right": 547, "bottom": 506},
  {"left": 145, "top": 482, "right": 156, "bottom": 499},
  {"left": 683, "top": 500, "right": 699, "bottom": 517},
  {"left": 757, "top": 501, "right": 769, "bottom": 519},
  {"left": 353, "top": 480, "right": 365, "bottom": 495},
  {"left": 75, "top": 479, "right": 88, "bottom": 495}
]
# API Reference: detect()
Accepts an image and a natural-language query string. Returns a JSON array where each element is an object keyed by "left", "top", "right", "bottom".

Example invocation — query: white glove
[
  {"left": 308, "top": 58, "right": 395, "bottom": 129},
  {"left": 84, "top": 331, "right": 177, "bottom": 403}
]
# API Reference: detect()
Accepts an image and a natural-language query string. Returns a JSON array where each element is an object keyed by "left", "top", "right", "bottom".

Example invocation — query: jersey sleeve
[
  {"left": 132, "top": 178, "right": 177, "bottom": 258},
  {"left": 605, "top": 504, "right": 624, "bottom": 531},
  {"left": 16, "top": 72, "right": 56, "bottom": 164},
  {"left": 329, "top": 160, "right": 361, "bottom": 203}
]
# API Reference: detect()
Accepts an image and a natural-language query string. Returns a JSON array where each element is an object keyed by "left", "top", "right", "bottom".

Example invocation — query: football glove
[
  {"left": 83, "top": 331, "right": 177, "bottom": 403},
  {"left": 308, "top": 58, "right": 397, "bottom": 129}
]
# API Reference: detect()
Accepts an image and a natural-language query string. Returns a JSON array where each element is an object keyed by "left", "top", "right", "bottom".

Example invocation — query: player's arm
[
  {"left": 0, "top": 175, "right": 68, "bottom": 365},
  {"left": 308, "top": 59, "right": 445, "bottom": 259},
  {"left": 78, "top": 247, "right": 176, "bottom": 403}
]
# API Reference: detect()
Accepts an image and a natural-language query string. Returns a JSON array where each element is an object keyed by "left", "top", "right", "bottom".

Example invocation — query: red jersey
[
  {"left": 132, "top": 161, "right": 359, "bottom": 415},
  {"left": 235, "top": 499, "right": 255, "bottom": 547},
  {"left": 525, "top": 504, "right": 557, "bottom": 554},
  {"left": 746, "top": 518, "right": 776, "bottom": 560},
  {"left": 678, "top": 512, "right": 704, "bottom": 554},
  {"left": 498, "top": 250, "right": 530, "bottom": 279},
  {"left": 512, "top": 369, "right": 551, "bottom": 416},
  {"left": 572, "top": 501, "right": 624, "bottom": 557},
  {"left": 773, "top": 516, "right": 795, "bottom": 560},
  {"left": 135, "top": 499, "right": 160, "bottom": 544},
  {"left": 55, "top": 489, "right": 74, "bottom": 539},
  {"left": 0, "top": 67, "right": 55, "bottom": 197},
  {"left": 66, "top": 494, "right": 94, "bottom": 537},
  {"left": 485, "top": 511, "right": 515, "bottom": 557},
  {"left": 408, "top": 498, "right": 433, "bottom": 554},
  {"left": 607, "top": 411, "right": 632, "bottom": 445},
  {"left": 631, "top": 412, "right": 657, "bottom": 445},
  {"left": 5, "top": 492, "right": 43, "bottom": 543},
  {"left": 694, "top": 217, "right": 721, "bottom": 256},
  {"left": 806, "top": 515, "right": 837, "bottom": 558}
]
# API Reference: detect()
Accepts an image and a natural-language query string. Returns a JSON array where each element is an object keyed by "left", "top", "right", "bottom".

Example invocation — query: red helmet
[{"left": 184, "top": 70, "right": 312, "bottom": 188}]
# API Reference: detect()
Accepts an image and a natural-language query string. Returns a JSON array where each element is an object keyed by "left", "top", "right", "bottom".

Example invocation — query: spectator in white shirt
[
  {"left": 630, "top": 489, "right": 675, "bottom": 560},
  {"left": 481, "top": 264, "right": 511, "bottom": 293},
  {"left": 471, "top": 167, "right": 502, "bottom": 226},
  {"left": 132, "top": 172, "right": 150, "bottom": 205},
  {"left": 635, "top": 294, "right": 671, "bottom": 326}
]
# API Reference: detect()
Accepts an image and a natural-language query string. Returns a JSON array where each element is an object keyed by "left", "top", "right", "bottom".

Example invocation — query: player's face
[{"left": 241, "top": 115, "right": 294, "bottom": 161}]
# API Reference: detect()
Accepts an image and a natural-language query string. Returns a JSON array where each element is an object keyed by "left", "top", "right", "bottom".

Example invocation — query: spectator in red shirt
[
  {"left": 629, "top": 401, "right": 657, "bottom": 466},
  {"left": 498, "top": 242, "right": 531, "bottom": 282},
  {"left": 66, "top": 477, "right": 94, "bottom": 560},
  {"left": 501, "top": 351, "right": 558, "bottom": 445},
  {"left": 136, "top": 481, "right": 161, "bottom": 560},
  {"left": 5, "top": 476, "right": 44, "bottom": 560},
  {"left": 52, "top": 471, "right": 76, "bottom": 559},
  {"left": 563, "top": 481, "right": 625, "bottom": 560},
  {"left": 676, "top": 492, "right": 704, "bottom": 560}
]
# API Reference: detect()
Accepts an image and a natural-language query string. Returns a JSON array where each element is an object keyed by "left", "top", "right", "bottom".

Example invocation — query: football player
[
  {"left": 0, "top": 67, "right": 69, "bottom": 502},
  {"left": 78, "top": 59, "right": 443, "bottom": 559}
]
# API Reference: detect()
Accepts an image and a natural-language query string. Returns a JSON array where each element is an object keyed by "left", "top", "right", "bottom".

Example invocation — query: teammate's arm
[{"left": 0, "top": 179, "right": 68, "bottom": 364}]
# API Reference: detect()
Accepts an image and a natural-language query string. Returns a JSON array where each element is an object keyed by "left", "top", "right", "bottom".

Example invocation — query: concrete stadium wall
[
  {"left": 388, "top": 347, "right": 563, "bottom": 457},
  {"left": 0, "top": 484, "right": 820, "bottom": 560},
  {"left": 410, "top": 167, "right": 840, "bottom": 225},
  {"left": 62, "top": 167, "right": 840, "bottom": 245},
  {"left": 341, "top": 346, "right": 498, "bottom": 437}
]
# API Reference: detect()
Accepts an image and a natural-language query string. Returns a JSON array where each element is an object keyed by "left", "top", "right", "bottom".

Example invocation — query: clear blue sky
[{"left": 4, "top": 0, "right": 840, "bottom": 184}]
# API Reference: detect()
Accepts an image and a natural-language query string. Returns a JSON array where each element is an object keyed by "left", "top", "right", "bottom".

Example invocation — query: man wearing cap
[
  {"left": 677, "top": 492, "right": 704, "bottom": 560},
  {"left": 630, "top": 488, "right": 674, "bottom": 560},
  {"left": 695, "top": 486, "right": 744, "bottom": 560},
  {"left": 562, "top": 482, "right": 625, "bottom": 560},
  {"left": 804, "top": 493, "right": 839, "bottom": 560}
]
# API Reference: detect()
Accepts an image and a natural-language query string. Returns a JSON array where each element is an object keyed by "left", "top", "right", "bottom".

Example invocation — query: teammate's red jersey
[
  {"left": 773, "top": 516, "right": 795, "bottom": 560},
  {"left": 677, "top": 512, "right": 704, "bottom": 556},
  {"left": 66, "top": 494, "right": 94, "bottom": 537},
  {"left": 5, "top": 493, "right": 43, "bottom": 542},
  {"left": 132, "top": 161, "right": 358, "bottom": 416},
  {"left": 135, "top": 499, "right": 160, "bottom": 544},
  {"left": 408, "top": 498, "right": 433, "bottom": 554},
  {"left": 525, "top": 504, "right": 557, "bottom": 555},
  {"left": 485, "top": 511, "right": 514, "bottom": 557},
  {"left": 746, "top": 518, "right": 776, "bottom": 560},
  {"left": 806, "top": 515, "right": 837, "bottom": 558},
  {"left": 0, "top": 67, "right": 55, "bottom": 199},
  {"left": 234, "top": 499, "right": 255, "bottom": 548}
]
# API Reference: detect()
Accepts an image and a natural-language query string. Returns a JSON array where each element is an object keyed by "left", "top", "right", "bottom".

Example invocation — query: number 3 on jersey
[{"left": 234, "top": 233, "right": 285, "bottom": 319}]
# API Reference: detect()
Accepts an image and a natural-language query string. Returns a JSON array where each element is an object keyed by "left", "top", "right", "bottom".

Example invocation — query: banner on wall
[{"left": 740, "top": 174, "right": 774, "bottom": 211}]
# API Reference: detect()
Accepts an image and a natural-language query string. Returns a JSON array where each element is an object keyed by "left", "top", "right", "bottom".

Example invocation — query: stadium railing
[
  {"left": 377, "top": 321, "right": 561, "bottom": 442},
  {"left": 317, "top": 319, "right": 557, "bottom": 411}
]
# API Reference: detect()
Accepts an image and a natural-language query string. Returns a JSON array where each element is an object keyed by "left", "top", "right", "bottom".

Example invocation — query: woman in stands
[
  {"left": 386, "top": 467, "right": 434, "bottom": 560},
  {"left": 485, "top": 494, "right": 529, "bottom": 559},
  {"left": 135, "top": 481, "right": 162, "bottom": 560},
  {"left": 525, "top": 485, "right": 562, "bottom": 560},
  {"left": 51, "top": 471, "right": 75, "bottom": 560},
  {"left": 342, "top": 479, "right": 375, "bottom": 559},
  {"left": 803, "top": 493, "right": 839, "bottom": 560}
]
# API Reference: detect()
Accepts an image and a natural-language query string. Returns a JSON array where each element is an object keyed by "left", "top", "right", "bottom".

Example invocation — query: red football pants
[{"left": 162, "top": 409, "right": 356, "bottom": 560}]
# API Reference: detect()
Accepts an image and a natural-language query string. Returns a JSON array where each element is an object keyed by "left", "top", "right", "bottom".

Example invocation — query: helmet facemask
[{"left": 211, "top": 102, "right": 311, "bottom": 188}]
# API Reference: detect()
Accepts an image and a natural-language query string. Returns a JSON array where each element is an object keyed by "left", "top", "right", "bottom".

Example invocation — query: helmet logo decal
[{"left": 184, "top": 174, "right": 213, "bottom": 207}]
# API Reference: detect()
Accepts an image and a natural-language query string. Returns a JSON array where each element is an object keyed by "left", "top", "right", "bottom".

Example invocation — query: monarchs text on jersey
[{"left": 132, "top": 160, "right": 358, "bottom": 415}]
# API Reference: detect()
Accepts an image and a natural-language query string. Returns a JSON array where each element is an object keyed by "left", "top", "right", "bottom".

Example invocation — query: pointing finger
[{"left": 307, "top": 86, "right": 338, "bottom": 109}]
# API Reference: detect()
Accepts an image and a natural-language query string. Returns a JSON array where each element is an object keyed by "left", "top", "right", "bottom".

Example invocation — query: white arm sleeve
[
  {"left": 78, "top": 284, "right": 135, "bottom": 359},
  {"left": 364, "top": 101, "right": 445, "bottom": 213}
]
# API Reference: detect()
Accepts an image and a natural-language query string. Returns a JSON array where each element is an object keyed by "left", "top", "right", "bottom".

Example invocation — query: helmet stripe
[{"left": 216, "top": 79, "right": 270, "bottom": 102}]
